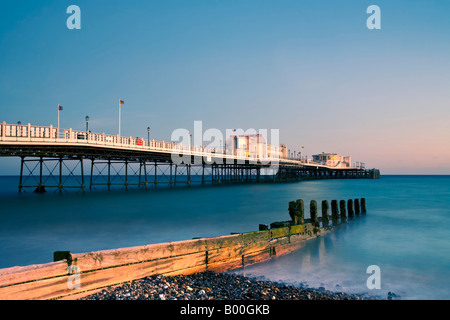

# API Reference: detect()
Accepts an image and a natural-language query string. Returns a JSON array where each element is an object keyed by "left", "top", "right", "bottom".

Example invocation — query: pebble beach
[{"left": 80, "top": 271, "right": 390, "bottom": 300}]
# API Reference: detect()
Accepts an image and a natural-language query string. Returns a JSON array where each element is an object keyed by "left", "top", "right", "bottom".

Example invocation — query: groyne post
[
  {"left": 331, "top": 200, "right": 339, "bottom": 224},
  {"left": 339, "top": 200, "right": 347, "bottom": 221},
  {"left": 354, "top": 198, "right": 360, "bottom": 215},
  {"left": 288, "top": 201, "right": 296, "bottom": 223},
  {"left": 289, "top": 199, "right": 305, "bottom": 225},
  {"left": 347, "top": 199, "right": 354, "bottom": 218},
  {"left": 321, "top": 200, "right": 330, "bottom": 228},
  {"left": 310, "top": 200, "right": 319, "bottom": 228},
  {"left": 361, "top": 198, "right": 367, "bottom": 214},
  {"left": 295, "top": 199, "right": 305, "bottom": 225}
]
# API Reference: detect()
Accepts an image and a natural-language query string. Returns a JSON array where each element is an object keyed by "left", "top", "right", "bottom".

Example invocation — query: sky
[{"left": 0, "top": 0, "right": 449, "bottom": 174}]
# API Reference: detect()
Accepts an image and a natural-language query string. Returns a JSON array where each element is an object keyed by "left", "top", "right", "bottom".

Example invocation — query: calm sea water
[{"left": 0, "top": 175, "right": 449, "bottom": 300}]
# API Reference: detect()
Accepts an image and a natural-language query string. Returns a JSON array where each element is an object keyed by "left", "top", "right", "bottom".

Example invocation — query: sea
[{"left": 0, "top": 175, "right": 449, "bottom": 300}]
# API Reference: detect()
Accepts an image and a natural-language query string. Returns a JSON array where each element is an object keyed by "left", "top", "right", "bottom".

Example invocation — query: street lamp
[
  {"left": 147, "top": 127, "right": 150, "bottom": 146},
  {"left": 85, "top": 116, "right": 89, "bottom": 132}
]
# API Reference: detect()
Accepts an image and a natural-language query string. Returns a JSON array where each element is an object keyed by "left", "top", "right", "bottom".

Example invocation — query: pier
[{"left": 0, "top": 121, "right": 380, "bottom": 192}]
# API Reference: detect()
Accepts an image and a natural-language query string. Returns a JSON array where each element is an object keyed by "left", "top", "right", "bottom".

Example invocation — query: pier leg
[
  {"left": 202, "top": 163, "right": 205, "bottom": 185},
  {"left": 154, "top": 161, "right": 157, "bottom": 186},
  {"left": 187, "top": 164, "right": 191, "bottom": 185},
  {"left": 144, "top": 161, "right": 148, "bottom": 189},
  {"left": 34, "top": 157, "right": 46, "bottom": 193},
  {"left": 80, "top": 158, "right": 85, "bottom": 191},
  {"left": 19, "top": 156, "right": 24, "bottom": 192},
  {"left": 174, "top": 164, "right": 177, "bottom": 186},
  {"left": 138, "top": 160, "right": 142, "bottom": 187},
  {"left": 107, "top": 158, "right": 111, "bottom": 190},
  {"left": 90, "top": 159, "right": 94, "bottom": 190},
  {"left": 58, "top": 157, "right": 63, "bottom": 190},
  {"left": 124, "top": 159, "right": 128, "bottom": 189}
]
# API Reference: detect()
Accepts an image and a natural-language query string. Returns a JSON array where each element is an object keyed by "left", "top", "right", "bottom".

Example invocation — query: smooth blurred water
[{"left": 0, "top": 175, "right": 449, "bottom": 299}]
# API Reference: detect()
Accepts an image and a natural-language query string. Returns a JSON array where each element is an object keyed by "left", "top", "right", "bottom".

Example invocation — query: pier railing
[
  {"left": 0, "top": 122, "right": 368, "bottom": 170},
  {"left": 0, "top": 122, "right": 282, "bottom": 163}
]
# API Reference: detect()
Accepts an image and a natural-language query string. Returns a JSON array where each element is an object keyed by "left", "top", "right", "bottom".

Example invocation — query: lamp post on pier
[{"left": 147, "top": 127, "right": 150, "bottom": 146}]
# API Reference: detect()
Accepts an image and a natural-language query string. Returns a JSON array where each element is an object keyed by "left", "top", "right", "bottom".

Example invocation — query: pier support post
[
  {"left": 144, "top": 161, "right": 148, "bottom": 189},
  {"left": 34, "top": 157, "right": 46, "bottom": 193},
  {"left": 107, "top": 158, "right": 111, "bottom": 190},
  {"left": 80, "top": 157, "right": 85, "bottom": 191},
  {"left": 174, "top": 164, "right": 177, "bottom": 186},
  {"left": 18, "top": 156, "right": 24, "bottom": 192},
  {"left": 138, "top": 160, "right": 142, "bottom": 187},
  {"left": 58, "top": 157, "right": 63, "bottom": 190},
  {"left": 154, "top": 161, "right": 158, "bottom": 186},
  {"left": 187, "top": 164, "right": 191, "bottom": 185},
  {"left": 90, "top": 159, "right": 94, "bottom": 189},
  {"left": 124, "top": 159, "right": 128, "bottom": 189},
  {"left": 202, "top": 163, "right": 205, "bottom": 185}
]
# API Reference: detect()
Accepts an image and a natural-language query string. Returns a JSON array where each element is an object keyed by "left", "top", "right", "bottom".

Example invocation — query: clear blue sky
[{"left": 1, "top": 0, "right": 449, "bottom": 174}]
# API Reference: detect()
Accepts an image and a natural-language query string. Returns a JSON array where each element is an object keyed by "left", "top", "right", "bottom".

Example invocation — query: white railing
[
  {"left": 0, "top": 122, "right": 367, "bottom": 169},
  {"left": 0, "top": 122, "right": 282, "bottom": 164},
  {"left": 0, "top": 122, "right": 365, "bottom": 169}
]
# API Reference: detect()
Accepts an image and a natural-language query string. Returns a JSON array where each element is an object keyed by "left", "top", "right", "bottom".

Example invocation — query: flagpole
[
  {"left": 119, "top": 99, "right": 121, "bottom": 137},
  {"left": 57, "top": 104, "right": 60, "bottom": 138}
]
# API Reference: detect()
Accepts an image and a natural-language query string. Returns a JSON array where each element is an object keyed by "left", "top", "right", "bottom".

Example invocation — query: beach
[{"left": 80, "top": 271, "right": 388, "bottom": 300}]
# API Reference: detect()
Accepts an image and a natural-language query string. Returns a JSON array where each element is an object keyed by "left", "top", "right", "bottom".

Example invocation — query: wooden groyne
[{"left": 0, "top": 198, "right": 367, "bottom": 300}]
